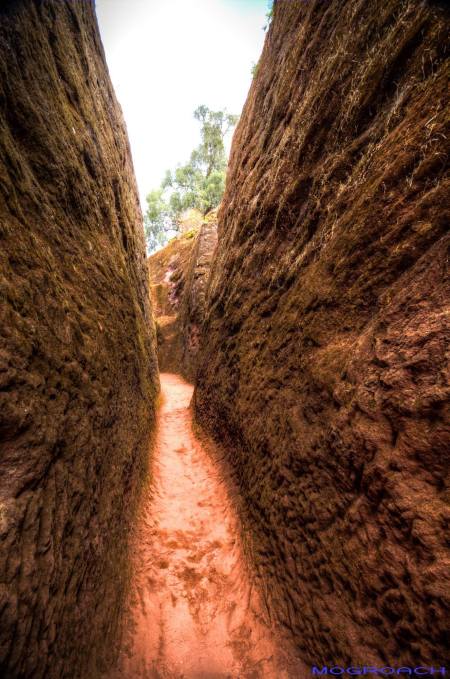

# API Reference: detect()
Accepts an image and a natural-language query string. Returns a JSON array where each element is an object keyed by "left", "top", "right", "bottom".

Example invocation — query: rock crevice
[{"left": 148, "top": 210, "right": 218, "bottom": 381}]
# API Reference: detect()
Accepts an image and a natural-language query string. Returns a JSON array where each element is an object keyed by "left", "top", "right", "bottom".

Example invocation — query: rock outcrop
[
  {"left": 148, "top": 211, "right": 217, "bottom": 381},
  {"left": 0, "top": 2, "right": 158, "bottom": 677},
  {"left": 194, "top": 0, "right": 449, "bottom": 666}
]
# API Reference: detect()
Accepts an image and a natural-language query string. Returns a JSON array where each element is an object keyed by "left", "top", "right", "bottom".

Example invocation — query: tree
[
  {"left": 264, "top": 1, "right": 274, "bottom": 31},
  {"left": 144, "top": 106, "right": 238, "bottom": 253},
  {"left": 144, "top": 189, "right": 171, "bottom": 252}
]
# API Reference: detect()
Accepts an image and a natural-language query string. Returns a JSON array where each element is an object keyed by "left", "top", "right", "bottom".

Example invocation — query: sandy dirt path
[{"left": 113, "top": 373, "right": 306, "bottom": 679}]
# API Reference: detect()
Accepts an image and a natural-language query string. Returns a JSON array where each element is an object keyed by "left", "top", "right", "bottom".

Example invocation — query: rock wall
[
  {"left": 194, "top": 0, "right": 449, "bottom": 667},
  {"left": 148, "top": 231, "right": 198, "bottom": 374},
  {"left": 179, "top": 213, "right": 218, "bottom": 381},
  {"left": 148, "top": 211, "right": 217, "bottom": 380},
  {"left": 0, "top": 2, "right": 158, "bottom": 677}
]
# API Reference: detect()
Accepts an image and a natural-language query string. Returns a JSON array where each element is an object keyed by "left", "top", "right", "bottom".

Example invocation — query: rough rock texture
[
  {"left": 148, "top": 211, "right": 217, "bottom": 381},
  {"left": 148, "top": 232, "right": 197, "bottom": 374},
  {"left": 194, "top": 0, "right": 450, "bottom": 667},
  {"left": 0, "top": 2, "right": 158, "bottom": 678},
  {"left": 179, "top": 213, "right": 218, "bottom": 380}
]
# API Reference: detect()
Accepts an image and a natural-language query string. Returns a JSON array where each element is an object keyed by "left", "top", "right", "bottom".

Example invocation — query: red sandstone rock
[
  {"left": 194, "top": 0, "right": 450, "bottom": 666},
  {"left": 148, "top": 211, "right": 218, "bottom": 381},
  {"left": 0, "top": 2, "right": 158, "bottom": 677}
]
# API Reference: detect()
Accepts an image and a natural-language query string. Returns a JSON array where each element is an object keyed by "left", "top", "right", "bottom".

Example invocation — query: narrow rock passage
[{"left": 114, "top": 373, "right": 304, "bottom": 679}]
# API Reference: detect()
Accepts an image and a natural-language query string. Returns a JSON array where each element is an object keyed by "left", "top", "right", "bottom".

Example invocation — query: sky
[{"left": 95, "top": 0, "right": 268, "bottom": 210}]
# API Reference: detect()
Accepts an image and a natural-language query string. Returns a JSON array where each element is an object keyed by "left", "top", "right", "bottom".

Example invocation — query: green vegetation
[
  {"left": 263, "top": 1, "right": 273, "bottom": 31},
  {"left": 184, "top": 229, "right": 197, "bottom": 239},
  {"left": 144, "top": 105, "right": 238, "bottom": 253}
]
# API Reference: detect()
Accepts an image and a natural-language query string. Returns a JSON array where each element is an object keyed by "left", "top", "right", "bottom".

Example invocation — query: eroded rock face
[
  {"left": 194, "top": 0, "right": 449, "bottom": 666},
  {"left": 148, "top": 212, "right": 217, "bottom": 380},
  {"left": 0, "top": 2, "right": 158, "bottom": 677},
  {"left": 179, "top": 213, "right": 218, "bottom": 380}
]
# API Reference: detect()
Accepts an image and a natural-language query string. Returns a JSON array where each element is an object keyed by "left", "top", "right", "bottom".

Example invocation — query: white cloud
[{"left": 95, "top": 0, "right": 268, "bottom": 210}]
